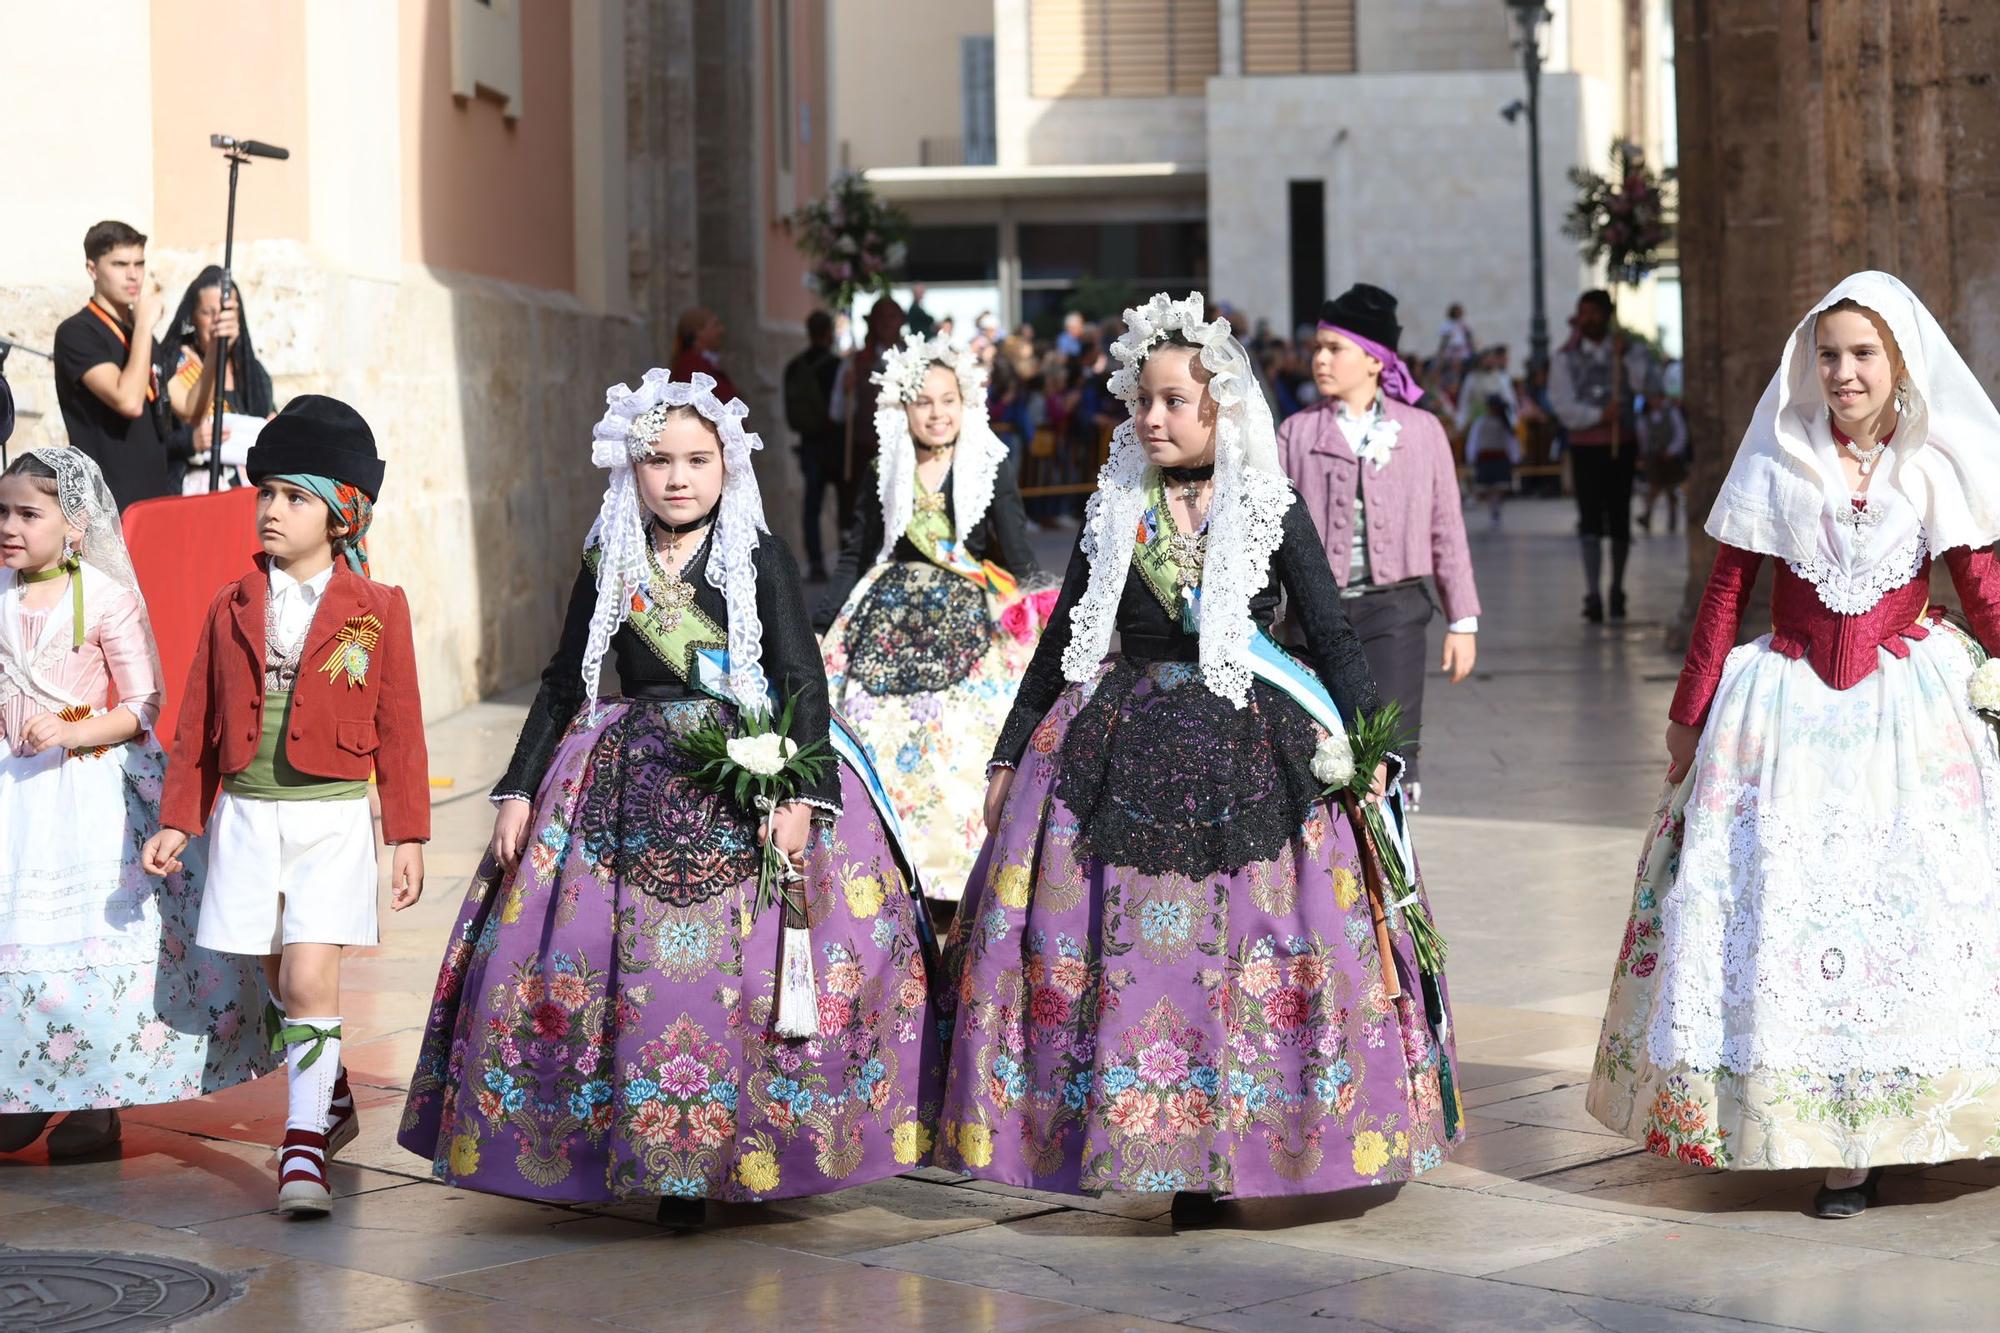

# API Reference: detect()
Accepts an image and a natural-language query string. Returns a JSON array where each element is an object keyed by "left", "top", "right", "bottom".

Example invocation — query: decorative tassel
[{"left": 771, "top": 882, "right": 819, "bottom": 1039}]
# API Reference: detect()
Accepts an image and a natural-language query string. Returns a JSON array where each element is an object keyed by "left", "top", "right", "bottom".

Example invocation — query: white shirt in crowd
[{"left": 1546, "top": 335, "right": 1656, "bottom": 433}]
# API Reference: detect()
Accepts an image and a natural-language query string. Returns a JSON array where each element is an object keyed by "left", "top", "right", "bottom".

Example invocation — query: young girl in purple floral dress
[
  {"left": 937, "top": 294, "right": 1462, "bottom": 1226},
  {"left": 399, "top": 371, "right": 940, "bottom": 1229}
]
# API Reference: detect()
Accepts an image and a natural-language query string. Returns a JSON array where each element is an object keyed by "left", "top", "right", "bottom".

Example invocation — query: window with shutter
[
  {"left": 1242, "top": 0, "right": 1356, "bottom": 75},
  {"left": 1028, "top": 0, "right": 1220, "bottom": 99}
]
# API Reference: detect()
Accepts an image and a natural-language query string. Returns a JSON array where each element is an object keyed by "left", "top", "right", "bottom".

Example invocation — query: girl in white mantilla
[
  {"left": 820, "top": 333, "right": 1049, "bottom": 901},
  {"left": 1588, "top": 272, "right": 2000, "bottom": 1219},
  {"left": 0, "top": 447, "right": 272, "bottom": 1157}
]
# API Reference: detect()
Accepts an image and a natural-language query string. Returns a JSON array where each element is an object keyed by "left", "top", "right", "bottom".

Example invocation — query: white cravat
[
  {"left": 1336, "top": 397, "right": 1403, "bottom": 472},
  {"left": 269, "top": 564, "right": 333, "bottom": 650}
]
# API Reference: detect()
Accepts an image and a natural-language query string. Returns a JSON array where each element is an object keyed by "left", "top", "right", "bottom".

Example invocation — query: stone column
[{"left": 1668, "top": 0, "right": 2000, "bottom": 651}]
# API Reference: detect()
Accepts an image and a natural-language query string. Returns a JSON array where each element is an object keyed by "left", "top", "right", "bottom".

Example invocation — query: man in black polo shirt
[{"left": 52, "top": 220, "right": 171, "bottom": 508}]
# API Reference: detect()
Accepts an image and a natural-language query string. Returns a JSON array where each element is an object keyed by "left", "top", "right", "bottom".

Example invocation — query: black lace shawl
[{"left": 493, "top": 529, "right": 838, "bottom": 809}]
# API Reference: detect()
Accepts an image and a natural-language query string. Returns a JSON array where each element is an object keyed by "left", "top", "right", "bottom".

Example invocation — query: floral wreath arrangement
[
  {"left": 1563, "top": 140, "right": 1676, "bottom": 286},
  {"left": 790, "top": 173, "right": 909, "bottom": 314}
]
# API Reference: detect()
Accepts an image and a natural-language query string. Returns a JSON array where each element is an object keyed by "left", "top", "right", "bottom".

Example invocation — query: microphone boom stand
[{"left": 204, "top": 135, "right": 288, "bottom": 493}]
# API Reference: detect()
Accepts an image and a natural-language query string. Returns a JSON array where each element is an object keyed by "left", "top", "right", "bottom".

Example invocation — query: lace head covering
[
  {"left": 583, "top": 369, "right": 770, "bottom": 716},
  {"left": 1710, "top": 270, "right": 2000, "bottom": 564},
  {"left": 20, "top": 446, "right": 140, "bottom": 593},
  {"left": 1061, "top": 292, "right": 1294, "bottom": 707},
  {"left": 5, "top": 446, "right": 161, "bottom": 681},
  {"left": 870, "top": 333, "right": 1008, "bottom": 563}
]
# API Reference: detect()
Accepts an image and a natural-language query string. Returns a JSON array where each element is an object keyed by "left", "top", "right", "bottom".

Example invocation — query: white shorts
[{"left": 196, "top": 793, "right": 380, "bottom": 955}]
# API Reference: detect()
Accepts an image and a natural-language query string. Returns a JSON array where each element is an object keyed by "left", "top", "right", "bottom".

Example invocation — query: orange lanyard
[{"left": 85, "top": 299, "right": 156, "bottom": 401}]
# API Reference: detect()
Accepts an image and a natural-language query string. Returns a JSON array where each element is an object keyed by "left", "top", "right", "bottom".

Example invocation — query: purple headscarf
[{"left": 1317, "top": 322, "right": 1425, "bottom": 407}]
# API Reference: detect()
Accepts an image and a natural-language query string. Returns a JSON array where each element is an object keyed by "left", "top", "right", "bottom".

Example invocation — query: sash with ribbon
[
  {"left": 1131, "top": 476, "right": 1200, "bottom": 632},
  {"left": 905, "top": 479, "right": 1019, "bottom": 599},
  {"left": 585, "top": 545, "right": 729, "bottom": 687},
  {"left": 1247, "top": 628, "right": 1455, "bottom": 1132}
]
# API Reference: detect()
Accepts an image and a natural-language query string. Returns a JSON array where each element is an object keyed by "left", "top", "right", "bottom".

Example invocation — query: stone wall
[
  {"left": 1, "top": 0, "right": 807, "bottom": 724},
  {"left": 1670, "top": 0, "right": 2000, "bottom": 647}
]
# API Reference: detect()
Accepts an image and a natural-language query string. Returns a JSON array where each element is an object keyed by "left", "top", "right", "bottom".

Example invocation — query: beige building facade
[
  {"left": 1, "top": 0, "right": 829, "bottom": 716},
  {"left": 839, "top": 0, "right": 1677, "bottom": 352}
]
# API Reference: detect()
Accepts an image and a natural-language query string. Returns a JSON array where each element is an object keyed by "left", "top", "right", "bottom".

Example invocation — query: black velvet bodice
[
  {"left": 494, "top": 527, "right": 837, "bottom": 807},
  {"left": 991, "top": 492, "right": 1381, "bottom": 765}
]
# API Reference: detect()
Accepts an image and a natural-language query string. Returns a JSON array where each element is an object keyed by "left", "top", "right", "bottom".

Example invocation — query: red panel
[{"left": 121, "top": 489, "right": 259, "bottom": 747}]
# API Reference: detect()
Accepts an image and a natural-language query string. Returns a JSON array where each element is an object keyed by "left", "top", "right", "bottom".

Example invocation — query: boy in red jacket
[{"left": 143, "top": 395, "right": 428, "bottom": 1217}]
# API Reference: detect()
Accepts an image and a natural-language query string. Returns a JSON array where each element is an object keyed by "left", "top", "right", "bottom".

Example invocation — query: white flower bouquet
[
  {"left": 677, "top": 699, "right": 832, "bottom": 924},
  {"left": 679, "top": 699, "right": 835, "bottom": 1037},
  {"left": 1970, "top": 659, "right": 2000, "bottom": 714}
]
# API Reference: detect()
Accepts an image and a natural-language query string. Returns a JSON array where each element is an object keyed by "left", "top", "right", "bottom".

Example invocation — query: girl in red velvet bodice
[
  {"left": 1587, "top": 272, "right": 2000, "bottom": 1220},
  {"left": 1671, "top": 539, "right": 2000, "bottom": 728}
]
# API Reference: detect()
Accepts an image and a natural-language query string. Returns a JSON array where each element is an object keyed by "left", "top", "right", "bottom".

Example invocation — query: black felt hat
[
  {"left": 1320, "top": 284, "right": 1403, "bottom": 351},
  {"left": 246, "top": 395, "right": 385, "bottom": 499}
]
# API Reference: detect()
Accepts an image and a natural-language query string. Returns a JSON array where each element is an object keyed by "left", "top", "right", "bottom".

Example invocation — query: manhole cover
[{"left": 0, "top": 1252, "right": 234, "bottom": 1331}]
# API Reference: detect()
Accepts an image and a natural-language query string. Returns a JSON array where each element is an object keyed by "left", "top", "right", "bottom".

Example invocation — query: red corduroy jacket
[{"left": 160, "top": 558, "right": 430, "bottom": 844}]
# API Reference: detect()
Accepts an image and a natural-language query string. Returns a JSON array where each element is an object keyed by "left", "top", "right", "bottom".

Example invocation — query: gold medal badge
[{"left": 317, "top": 614, "right": 383, "bottom": 689}]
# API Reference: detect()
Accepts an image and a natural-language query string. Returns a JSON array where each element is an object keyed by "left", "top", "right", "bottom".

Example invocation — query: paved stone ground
[{"left": 8, "top": 499, "right": 1999, "bottom": 1331}]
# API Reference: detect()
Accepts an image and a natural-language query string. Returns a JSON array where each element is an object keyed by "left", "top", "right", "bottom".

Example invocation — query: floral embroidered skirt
[
  {"left": 1588, "top": 625, "right": 2000, "bottom": 1169},
  {"left": 0, "top": 737, "right": 274, "bottom": 1112},
  {"left": 936, "top": 658, "right": 1462, "bottom": 1198},
  {"left": 398, "top": 696, "right": 942, "bottom": 1204},
  {"left": 823, "top": 560, "right": 1038, "bottom": 902}
]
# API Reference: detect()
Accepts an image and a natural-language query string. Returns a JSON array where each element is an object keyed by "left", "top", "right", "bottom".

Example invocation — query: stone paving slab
[{"left": 10, "top": 503, "right": 1996, "bottom": 1331}]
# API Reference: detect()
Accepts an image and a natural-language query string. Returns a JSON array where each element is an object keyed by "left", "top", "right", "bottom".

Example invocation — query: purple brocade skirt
[
  {"left": 398, "top": 697, "right": 942, "bottom": 1203},
  {"left": 936, "top": 658, "right": 1462, "bottom": 1198}
]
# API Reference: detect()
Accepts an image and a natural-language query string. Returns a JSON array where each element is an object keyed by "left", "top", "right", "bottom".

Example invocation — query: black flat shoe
[
  {"left": 1170, "top": 1190, "right": 1222, "bottom": 1228},
  {"left": 657, "top": 1196, "right": 707, "bottom": 1230},
  {"left": 1582, "top": 594, "right": 1605, "bottom": 624},
  {"left": 1609, "top": 591, "right": 1628, "bottom": 622},
  {"left": 1812, "top": 1167, "right": 1883, "bottom": 1219}
]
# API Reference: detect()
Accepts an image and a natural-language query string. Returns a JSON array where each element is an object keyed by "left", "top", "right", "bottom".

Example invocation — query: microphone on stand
[{"left": 209, "top": 135, "right": 290, "bottom": 160}]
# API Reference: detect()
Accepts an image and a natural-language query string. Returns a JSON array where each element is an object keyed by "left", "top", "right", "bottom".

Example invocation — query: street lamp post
[{"left": 1506, "top": 0, "right": 1552, "bottom": 375}]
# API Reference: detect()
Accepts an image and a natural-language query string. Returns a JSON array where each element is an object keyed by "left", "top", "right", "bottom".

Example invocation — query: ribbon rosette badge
[{"left": 318, "top": 614, "right": 384, "bottom": 689}]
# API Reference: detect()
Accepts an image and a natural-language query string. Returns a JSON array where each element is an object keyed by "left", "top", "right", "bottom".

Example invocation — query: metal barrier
[{"left": 1002, "top": 422, "right": 1114, "bottom": 498}]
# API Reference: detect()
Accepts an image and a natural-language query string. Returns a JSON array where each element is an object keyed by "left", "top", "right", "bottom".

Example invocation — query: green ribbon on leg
[{"left": 270, "top": 1014, "right": 343, "bottom": 1071}]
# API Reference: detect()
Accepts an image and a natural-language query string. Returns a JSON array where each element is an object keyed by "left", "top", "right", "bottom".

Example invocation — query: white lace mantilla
[
  {"left": 583, "top": 369, "right": 771, "bottom": 717},
  {"left": 1646, "top": 627, "right": 2000, "bottom": 1078},
  {"left": 870, "top": 333, "right": 1004, "bottom": 564},
  {"left": 1063, "top": 292, "right": 1292, "bottom": 708}
]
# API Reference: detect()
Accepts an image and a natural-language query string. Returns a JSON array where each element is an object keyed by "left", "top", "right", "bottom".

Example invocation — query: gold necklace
[{"left": 646, "top": 522, "right": 705, "bottom": 630}]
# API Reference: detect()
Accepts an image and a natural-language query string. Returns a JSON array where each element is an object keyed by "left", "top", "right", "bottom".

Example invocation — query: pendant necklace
[
  {"left": 915, "top": 444, "right": 953, "bottom": 514},
  {"left": 647, "top": 513, "right": 711, "bottom": 631},
  {"left": 1160, "top": 462, "right": 1216, "bottom": 591},
  {"left": 1844, "top": 437, "right": 1888, "bottom": 478},
  {"left": 1832, "top": 419, "right": 1891, "bottom": 479}
]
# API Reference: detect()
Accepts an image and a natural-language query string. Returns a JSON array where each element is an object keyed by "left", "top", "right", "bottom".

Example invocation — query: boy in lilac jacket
[{"left": 1277, "top": 284, "right": 1483, "bottom": 805}]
